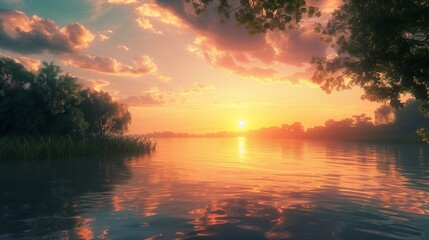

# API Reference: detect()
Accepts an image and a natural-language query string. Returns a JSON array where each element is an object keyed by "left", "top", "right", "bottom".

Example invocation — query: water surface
[{"left": 1, "top": 138, "right": 429, "bottom": 239}]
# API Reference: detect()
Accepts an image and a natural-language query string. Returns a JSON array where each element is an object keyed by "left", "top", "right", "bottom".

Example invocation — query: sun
[{"left": 238, "top": 119, "right": 246, "bottom": 129}]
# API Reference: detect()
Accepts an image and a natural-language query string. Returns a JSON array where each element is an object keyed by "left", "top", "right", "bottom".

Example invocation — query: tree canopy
[
  {"left": 313, "top": 0, "right": 429, "bottom": 108},
  {"left": 189, "top": 0, "right": 320, "bottom": 33},
  {"left": 0, "top": 57, "right": 131, "bottom": 137}
]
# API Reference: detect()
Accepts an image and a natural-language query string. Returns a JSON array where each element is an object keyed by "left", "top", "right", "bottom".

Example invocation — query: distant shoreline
[{"left": 136, "top": 134, "right": 425, "bottom": 144}]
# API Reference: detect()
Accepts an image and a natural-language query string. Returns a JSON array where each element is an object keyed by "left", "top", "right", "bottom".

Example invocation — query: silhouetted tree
[
  {"left": 282, "top": 122, "right": 304, "bottom": 137},
  {"left": 312, "top": 1, "right": 429, "bottom": 107},
  {"left": 0, "top": 57, "right": 131, "bottom": 137},
  {"left": 34, "top": 62, "right": 86, "bottom": 135},
  {"left": 393, "top": 100, "right": 429, "bottom": 135},
  {"left": 374, "top": 105, "right": 395, "bottom": 125},
  {"left": 0, "top": 58, "right": 44, "bottom": 135},
  {"left": 79, "top": 89, "right": 131, "bottom": 137}
]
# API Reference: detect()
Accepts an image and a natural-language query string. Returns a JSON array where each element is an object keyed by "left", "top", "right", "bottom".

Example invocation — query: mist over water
[{"left": 1, "top": 138, "right": 429, "bottom": 239}]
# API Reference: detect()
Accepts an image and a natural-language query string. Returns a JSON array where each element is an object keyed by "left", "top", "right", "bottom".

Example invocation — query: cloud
[
  {"left": 97, "top": 29, "right": 114, "bottom": 41},
  {"left": 265, "top": 28, "right": 327, "bottom": 67},
  {"left": 187, "top": 37, "right": 278, "bottom": 81},
  {"left": 117, "top": 45, "right": 129, "bottom": 51},
  {"left": 63, "top": 54, "right": 157, "bottom": 76},
  {"left": 16, "top": 56, "right": 41, "bottom": 71},
  {"left": 135, "top": 3, "right": 183, "bottom": 34},
  {"left": 0, "top": 53, "right": 41, "bottom": 71},
  {"left": 148, "top": 1, "right": 329, "bottom": 83},
  {"left": 76, "top": 77, "right": 110, "bottom": 91},
  {"left": 0, "top": 9, "right": 94, "bottom": 54},
  {"left": 98, "top": 34, "right": 109, "bottom": 41},
  {"left": 135, "top": 16, "right": 162, "bottom": 34},
  {"left": 108, "top": 0, "right": 137, "bottom": 4},
  {"left": 121, "top": 87, "right": 167, "bottom": 106},
  {"left": 181, "top": 82, "right": 215, "bottom": 95}
]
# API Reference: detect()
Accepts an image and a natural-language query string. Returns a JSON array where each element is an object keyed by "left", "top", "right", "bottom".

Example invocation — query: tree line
[
  {"left": 144, "top": 99, "right": 429, "bottom": 143},
  {"left": 0, "top": 57, "right": 130, "bottom": 137}
]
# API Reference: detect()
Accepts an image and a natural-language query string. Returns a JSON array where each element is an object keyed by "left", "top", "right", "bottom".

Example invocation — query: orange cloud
[
  {"left": 76, "top": 77, "right": 110, "bottom": 91},
  {"left": 117, "top": 45, "right": 130, "bottom": 51},
  {"left": 0, "top": 9, "right": 94, "bottom": 54},
  {"left": 121, "top": 87, "right": 168, "bottom": 106},
  {"left": 108, "top": 0, "right": 137, "bottom": 4},
  {"left": 151, "top": 1, "right": 328, "bottom": 83},
  {"left": 63, "top": 54, "right": 157, "bottom": 76},
  {"left": 181, "top": 83, "right": 215, "bottom": 95},
  {"left": 135, "top": 3, "right": 184, "bottom": 33},
  {"left": 0, "top": 53, "right": 41, "bottom": 71}
]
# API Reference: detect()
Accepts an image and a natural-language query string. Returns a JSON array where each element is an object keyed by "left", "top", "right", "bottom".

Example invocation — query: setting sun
[{"left": 238, "top": 119, "right": 246, "bottom": 129}]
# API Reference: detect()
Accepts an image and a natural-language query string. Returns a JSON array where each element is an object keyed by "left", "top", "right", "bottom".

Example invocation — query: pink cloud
[
  {"left": 63, "top": 54, "right": 157, "bottom": 76},
  {"left": 121, "top": 87, "right": 167, "bottom": 106},
  {"left": 76, "top": 77, "right": 110, "bottom": 91},
  {"left": 0, "top": 53, "right": 41, "bottom": 71},
  {"left": 181, "top": 82, "right": 215, "bottom": 95},
  {"left": 151, "top": 1, "right": 328, "bottom": 82},
  {"left": 108, "top": 0, "right": 137, "bottom": 4},
  {"left": 0, "top": 9, "right": 94, "bottom": 54}
]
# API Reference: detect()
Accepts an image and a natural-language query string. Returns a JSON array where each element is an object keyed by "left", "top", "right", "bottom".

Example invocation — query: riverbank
[{"left": 0, "top": 136, "right": 156, "bottom": 161}]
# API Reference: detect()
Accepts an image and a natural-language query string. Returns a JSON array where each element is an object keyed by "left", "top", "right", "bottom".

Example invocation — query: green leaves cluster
[
  {"left": 188, "top": 0, "right": 320, "bottom": 33},
  {"left": 0, "top": 57, "right": 131, "bottom": 137},
  {"left": 313, "top": 0, "right": 429, "bottom": 108}
]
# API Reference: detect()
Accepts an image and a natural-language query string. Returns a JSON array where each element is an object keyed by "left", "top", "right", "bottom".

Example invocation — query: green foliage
[
  {"left": 417, "top": 103, "right": 429, "bottom": 142},
  {"left": 188, "top": 0, "right": 320, "bottom": 34},
  {"left": 312, "top": 0, "right": 429, "bottom": 108},
  {"left": 0, "top": 57, "right": 131, "bottom": 137},
  {"left": 0, "top": 136, "right": 156, "bottom": 161},
  {"left": 34, "top": 62, "right": 84, "bottom": 134},
  {"left": 79, "top": 89, "right": 131, "bottom": 137}
]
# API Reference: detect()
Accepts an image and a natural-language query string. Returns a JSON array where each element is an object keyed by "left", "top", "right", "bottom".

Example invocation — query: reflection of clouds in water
[
  {"left": 184, "top": 189, "right": 426, "bottom": 240},
  {"left": 2, "top": 139, "right": 429, "bottom": 239},
  {"left": 184, "top": 195, "right": 344, "bottom": 239},
  {"left": 0, "top": 157, "right": 133, "bottom": 239}
]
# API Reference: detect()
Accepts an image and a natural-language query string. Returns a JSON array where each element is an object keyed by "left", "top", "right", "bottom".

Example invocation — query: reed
[{"left": 0, "top": 136, "right": 156, "bottom": 161}]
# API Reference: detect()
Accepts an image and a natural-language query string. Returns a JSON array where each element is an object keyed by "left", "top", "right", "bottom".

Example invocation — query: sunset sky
[{"left": 0, "top": 0, "right": 381, "bottom": 134}]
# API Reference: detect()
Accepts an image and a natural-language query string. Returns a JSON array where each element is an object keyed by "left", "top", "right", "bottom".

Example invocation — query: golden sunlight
[{"left": 238, "top": 119, "right": 246, "bottom": 129}]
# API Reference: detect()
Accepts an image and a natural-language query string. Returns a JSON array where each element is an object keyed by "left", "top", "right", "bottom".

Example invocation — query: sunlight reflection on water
[{"left": 1, "top": 138, "right": 429, "bottom": 239}]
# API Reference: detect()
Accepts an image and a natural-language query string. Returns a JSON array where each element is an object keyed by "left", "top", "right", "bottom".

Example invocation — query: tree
[
  {"left": 79, "top": 89, "right": 131, "bottom": 137},
  {"left": 34, "top": 62, "right": 86, "bottom": 135},
  {"left": 312, "top": 1, "right": 429, "bottom": 108},
  {"left": 0, "top": 58, "right": 45, "bottom": 135},
  {"left": 374, "top": 105, "right": 395, "bottom": 125},
  {"left": 189, "top": 0, "right": 320, "bottom": 33},
  {"left": 0, "top": 57, "right": 131, "bottom": 137}
]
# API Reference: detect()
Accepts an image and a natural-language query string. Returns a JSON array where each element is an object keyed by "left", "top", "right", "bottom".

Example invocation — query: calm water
[{"left": 1, "top": 138, "right": 429, "bottom": 240}]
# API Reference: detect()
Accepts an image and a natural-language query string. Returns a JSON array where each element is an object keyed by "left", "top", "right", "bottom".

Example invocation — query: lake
[{"left": 1, "top": 138, "right": 429, "bottom": 239}]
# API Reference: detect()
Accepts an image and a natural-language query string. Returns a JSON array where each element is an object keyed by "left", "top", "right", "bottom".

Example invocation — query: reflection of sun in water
[
  {"left": 237, "top": 137, "right": 246, "bottom": 158},
  {"left": 238, "top": 119, "right": 246, "bottom": 129}
]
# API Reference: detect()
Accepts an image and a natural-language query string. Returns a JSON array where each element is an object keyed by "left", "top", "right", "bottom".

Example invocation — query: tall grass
[{"left": 0, "top": 136, "right": 156, "bottom": 161}]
